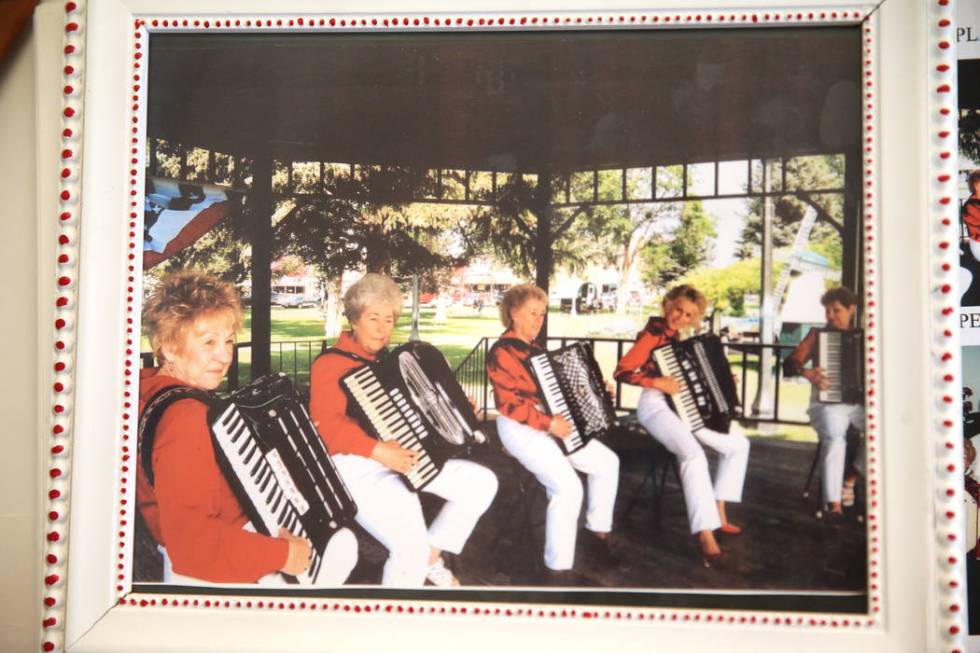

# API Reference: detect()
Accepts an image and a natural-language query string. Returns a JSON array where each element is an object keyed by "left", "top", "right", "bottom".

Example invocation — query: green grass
[{"left": 140, "top": 304, "right": 819, "bottom": 441}]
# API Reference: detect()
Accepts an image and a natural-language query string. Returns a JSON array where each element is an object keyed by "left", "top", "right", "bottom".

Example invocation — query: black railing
[
  {"left": 141, "top": 339, "right": 327, "bottom": 392},
  {"left": 141, "top": 336, "right": 810, "bottom": 427},
  {"left": 453, "top": 336, "right": 810, "bottom": 426},
  {"left": 454, "top": 337, "right": 492, "bottom": 420}
]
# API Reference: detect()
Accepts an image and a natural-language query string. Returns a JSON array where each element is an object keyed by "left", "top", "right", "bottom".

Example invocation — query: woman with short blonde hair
[
  {"left": 486, "top": 284, "right": 621, "bottom": 583},
  {"left": 614, "top": 284, "right": 750, "bottom": 566}
]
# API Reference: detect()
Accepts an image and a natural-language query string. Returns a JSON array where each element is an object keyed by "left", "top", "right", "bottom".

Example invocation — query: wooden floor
[
  {"left": 134, "top": 421, "right": 868, "bottom": 610},
  {"left": 345, "top": 422, "right": 868, "bottom": 595}
]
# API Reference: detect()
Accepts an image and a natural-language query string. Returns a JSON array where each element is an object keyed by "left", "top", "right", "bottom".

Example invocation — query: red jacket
[
  {"left": 486, "top": 331, "right": 553, "bottom": 431},
  {"left": 783, "top": 326, "right": 857, "bottom": 377},
  {"left": 309, "top": 331, "right": 380, "bottom": 458},
  {"left": 136, "top": 369, "right": 288, "bottom": 582},
  {"left": 963, "top": 196, "right": 980, "bottom": 242},
  {"left": 613, "top": 316, "right": 678, "bottom": 387}
]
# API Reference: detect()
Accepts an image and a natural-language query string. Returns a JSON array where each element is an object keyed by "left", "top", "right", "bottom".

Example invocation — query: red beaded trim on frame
[
  {"left": 113, "top": 4, "right": 880, "bottom": 632},
  {"left": 141, "top": 9, "right": 867, "bottom": 31},
  {"left": 859, "top": 12, "right": 883, "bottom": 625},
  {"left": 930, "top": 1, "right": 967, "bottom": 652},
  {"left": 112, "top": 17, "right": 147, "bottom": 603},
  {"left": 42, "top": 3, "right": 84, "bottom": 652}
]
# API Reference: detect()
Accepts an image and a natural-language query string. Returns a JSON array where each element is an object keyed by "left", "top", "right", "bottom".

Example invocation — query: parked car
[{"left": 272, "top": 292, "right": 320, "bottom": 308}]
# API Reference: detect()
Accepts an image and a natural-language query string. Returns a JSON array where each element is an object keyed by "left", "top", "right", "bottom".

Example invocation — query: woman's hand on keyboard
[
  {"left": 650, "top": 375, "right": 681, "bottom": 395},
  {"left": 371, "top": 440, "right": 422, "bottom": 474},
  {"left": 548, "top": 414, "right": 572, "bottom": 439},
  {"left": 278, "top": 528, "right": 312, "bottom": 576}
]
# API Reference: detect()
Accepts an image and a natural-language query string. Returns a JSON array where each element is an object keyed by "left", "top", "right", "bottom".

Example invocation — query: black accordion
[
  {"left": 140, "top": 373, "right": 358, "bottom": 586},
  {"left": 815, "top": 328, "right": 864, "bottom": 404},
  {"left": 651, "top": 333, "right": 740, "bottom": 433},
  {"left": 339, "top": 341, "right": 487, "bottom": 491},
  {"left": 526, "top": 342, "right": 617, "bottom": 455}
]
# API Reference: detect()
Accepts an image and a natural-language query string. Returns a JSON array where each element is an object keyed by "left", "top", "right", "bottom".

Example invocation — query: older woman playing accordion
[
  {"left": 136, "top": 269, "right": 358, "bottom": 585},
  {"left": 487, "top": 284, "right": 620, "bottom": 584},
  {"left": 309, "top": 273, "right": 498, "bottom": 587}
]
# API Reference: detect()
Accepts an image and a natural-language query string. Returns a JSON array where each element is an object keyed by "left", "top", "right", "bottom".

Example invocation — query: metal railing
[
  {"left": 454, "top": 336, "right": 809, "bottom": 426},
  {"left": 141, "top": 336, "right": 810, "bottom": 426},
  {"left": 141, "top": 339, "right": 327, "bottom": 392}
]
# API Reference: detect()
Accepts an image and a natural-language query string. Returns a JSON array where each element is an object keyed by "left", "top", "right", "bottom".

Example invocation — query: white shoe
[{"left": 425, "top": 557, "right": 460, "bottom": 587}]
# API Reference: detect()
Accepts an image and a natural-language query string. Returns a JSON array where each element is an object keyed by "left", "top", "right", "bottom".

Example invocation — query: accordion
[
  {"left": 967, "top": 476, "right": 980, "bottom": 556},
  {"left": 140, "top": 373, "right": 357, "bottom": 586},
  {"left": 526, "top": 342, "right": 618, "bottom": 455},
  {"left": 651, "top": 333, "right": 740, "bottom": 434},
  {"left": 815, "top": 328, "right": 865, "bottom": 404},
  {"left": 340, "top": 341, "right": 487, "bottom": 491}
]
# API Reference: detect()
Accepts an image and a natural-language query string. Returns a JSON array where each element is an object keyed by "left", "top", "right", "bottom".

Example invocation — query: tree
[
  {"left": 640, "top": 200, "right": 716, "bottom": 290},
  {"left": 735, "top": 155, "right": 845, "bottom": 261},
  {"left": 459, "top": 174, "right": 588, "bottom": 288},
  {"left": 680, "top": 258, "right": 782, "bottom": 317},
  {"left": 273, "top": 166, "right": 478, "bottom": 334},
  {"left": 568, "top": 167, "right": 687, "bottom": 314},
  {"left": 144, "top": 216, "right": 251, "bottom": 284}
]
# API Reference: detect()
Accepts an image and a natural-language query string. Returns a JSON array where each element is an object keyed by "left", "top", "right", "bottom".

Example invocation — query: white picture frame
[{"left": 36, "top": 0, "right": 965, "bottom": 651}]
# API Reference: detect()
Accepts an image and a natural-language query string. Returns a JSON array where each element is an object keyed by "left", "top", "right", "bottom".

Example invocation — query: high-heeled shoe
[
  {"left": 702, "top": 549, "right": 727, "bottom": 569},
  {"left": 719, "top": 523, "right": 742, "bottom": 535}
]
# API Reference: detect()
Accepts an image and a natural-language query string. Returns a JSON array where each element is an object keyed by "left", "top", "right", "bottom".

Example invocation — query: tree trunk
[
  {"left": 323, "top": 276, "right": 343, "bottom": 339},
  {"left": 615, "top": 239, "right": 634, "bottom": 315}
]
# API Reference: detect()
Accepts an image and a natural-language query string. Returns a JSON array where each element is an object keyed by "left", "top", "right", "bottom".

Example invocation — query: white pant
[
  {"left": 160, "top": 526, "right": 359, "bottom": 587},
  {"left": 333, "top": 454, "right": 498, "bottom": 587},
  {"left": 808, "top": 399, "right": 865, "bottom": 504},
  {"left": 636, "top": 389, "right": 750, "bottom": 534},
  {"left": 496, "top": 416, "right": 619, "bottom": 571}
]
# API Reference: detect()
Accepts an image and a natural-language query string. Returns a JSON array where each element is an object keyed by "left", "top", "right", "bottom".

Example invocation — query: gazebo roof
[{"left": 147, "top": 26, "right": 862, "bottom": 173}]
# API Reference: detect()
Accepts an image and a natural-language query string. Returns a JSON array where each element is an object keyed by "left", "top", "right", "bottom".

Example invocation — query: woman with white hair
[{"left": 309, "top": 273, "right": 498, "bottom": 587}]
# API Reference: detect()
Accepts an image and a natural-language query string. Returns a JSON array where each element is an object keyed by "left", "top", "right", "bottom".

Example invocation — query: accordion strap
[
  {"left": 138, "top": 385, "right": 216, "bottom": 487},
  {"left": 317, "top": 345, "right": 384, "bottom": 365},
  {"left": 488, "top": 336, "right": 539, "bottom": 359}
]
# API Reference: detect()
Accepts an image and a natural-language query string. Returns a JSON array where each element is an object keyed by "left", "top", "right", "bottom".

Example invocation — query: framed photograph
[{"left": 38, "top": 0, "right": 963, "bottom": 651}]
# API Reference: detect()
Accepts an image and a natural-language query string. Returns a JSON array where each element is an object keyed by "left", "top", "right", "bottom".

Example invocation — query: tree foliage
[
  {"left": 275, "top": 166, "right": 472, "bottom": 281},
  {"left": 459, "top": 174, "right": 590, "bottom": 283},
  {"left": 145, "top": 212, "right": 251, "bottom": 284},
  {"left": 640, "top": 200, "right": 716, "bottom": 289},
  {"left": 735, "top": 155, "right": 845, "bottom": 262},
  {"left": 680, "top": 258, "right": 781, "bottom": 317}
]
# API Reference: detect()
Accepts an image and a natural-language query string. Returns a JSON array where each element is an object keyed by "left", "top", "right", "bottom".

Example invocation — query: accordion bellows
[
  {"left": 651, "top": 333, "right": 740, "bottom": 434},
  {"left": 340, "top": 341, "right": 487, "bottom": 491},
  {"left": 527, "top": 342, "right": 618, "bottom": 454},
  {"left": 209, "top": 374, "right": 357, "bottom": 585}
]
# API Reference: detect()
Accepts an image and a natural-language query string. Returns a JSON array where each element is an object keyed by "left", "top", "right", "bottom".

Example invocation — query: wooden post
[
  {"left": 248, "top": 150, "right": 274, "bottom": 379},
  {"left": 842, "top": 150, "right": 863, "bottom": 301},
  {"left": 533, "top": 171, "right": 553, "bottom": 344}
]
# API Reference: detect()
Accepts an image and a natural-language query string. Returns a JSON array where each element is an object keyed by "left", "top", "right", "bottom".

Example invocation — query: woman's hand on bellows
[
  {"left": 371, "top": 440, "right": 421, "bottom": 474},
  {"left": 549, "top": 414, "right": 573, "bottom": 439},
  {"left": 802, "top": 367, "right": 829, "bottom": 390},
  {"left": 278, "top": 528, "right": 312, "bottom": 576},
  {"left": 651, "top": 375, "right": 681, "bottom": 395}
]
